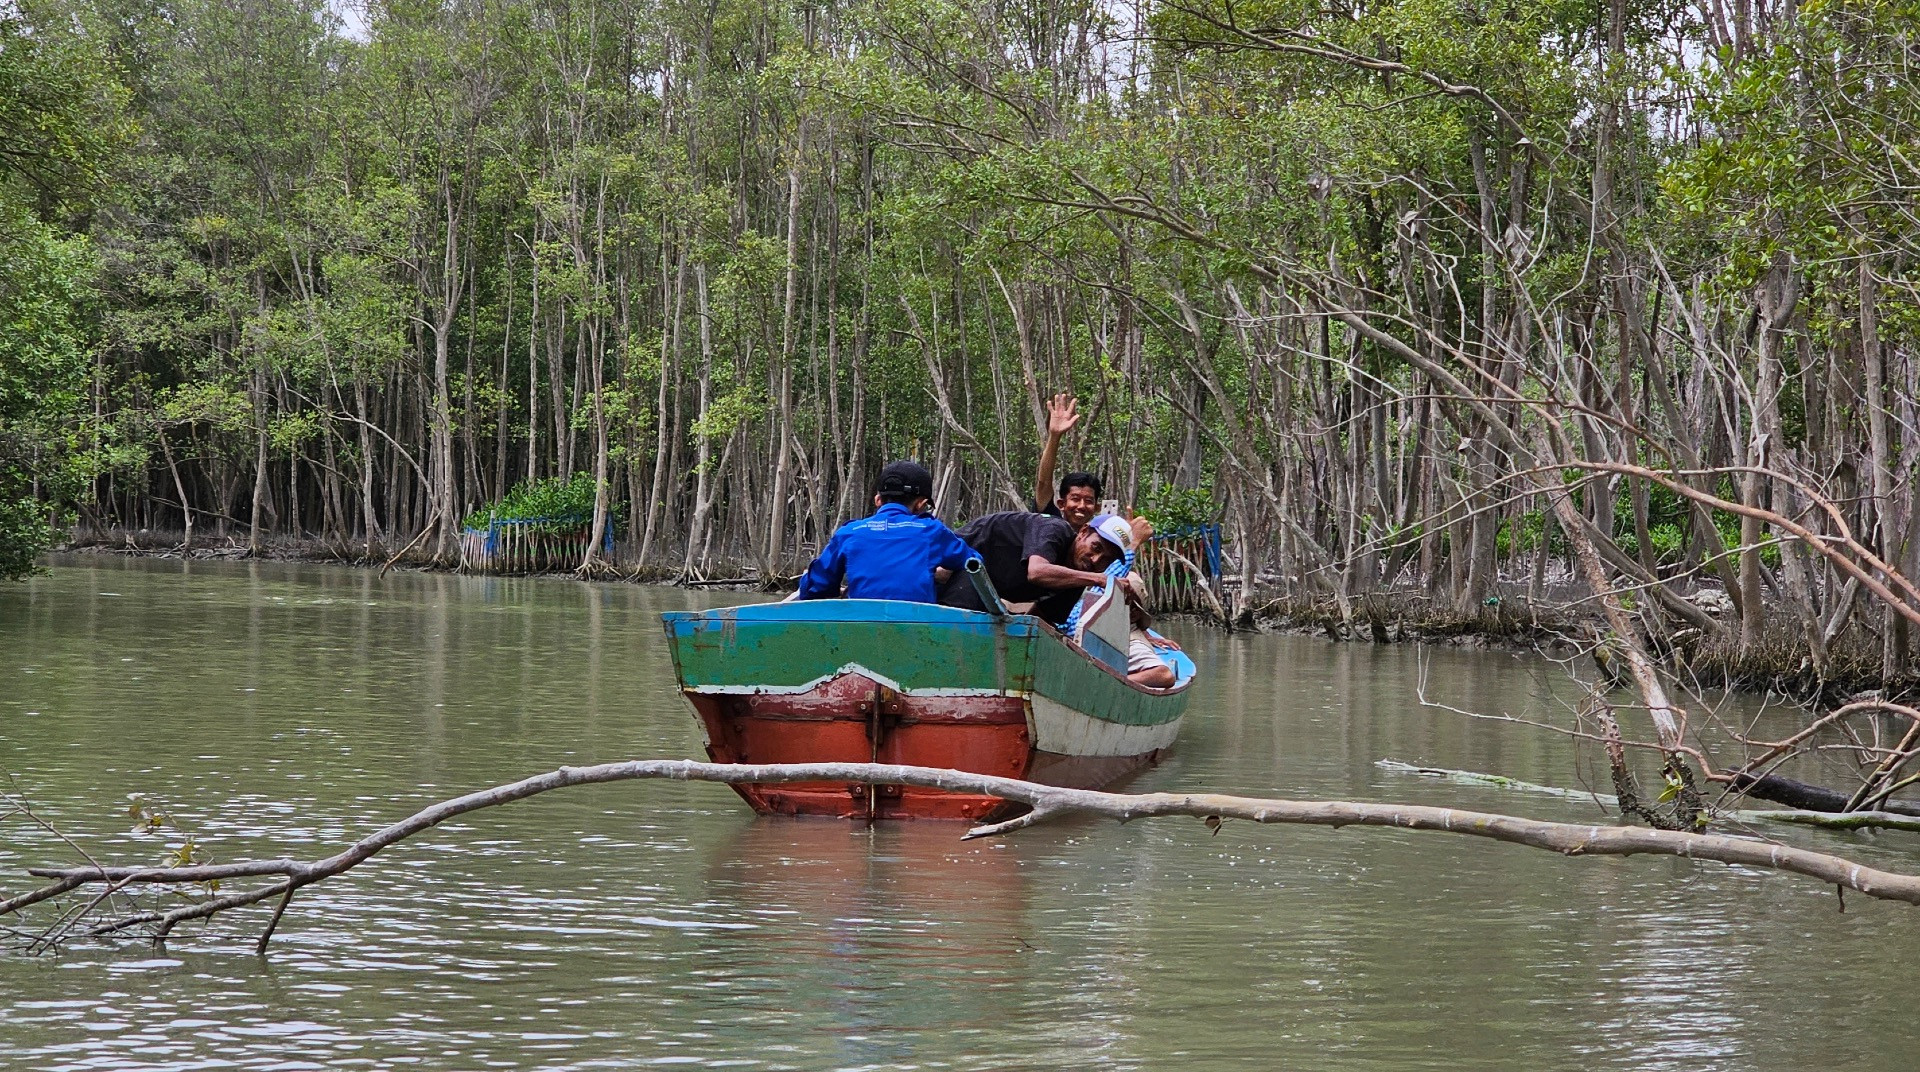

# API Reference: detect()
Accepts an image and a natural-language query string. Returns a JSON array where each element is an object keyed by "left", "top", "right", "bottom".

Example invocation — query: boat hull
[{"left": 661, "top": 600, "right": 1189, "bottom": 819}]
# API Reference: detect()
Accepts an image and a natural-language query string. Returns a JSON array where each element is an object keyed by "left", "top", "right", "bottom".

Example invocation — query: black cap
[{"left": 877, "top": 460, "right": 934, "bottom": 502}]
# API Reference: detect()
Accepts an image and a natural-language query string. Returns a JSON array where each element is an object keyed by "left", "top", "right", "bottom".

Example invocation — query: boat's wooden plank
[
  {"left": 739, "top": 672, "right": 1026, "bottom": 724},
  {"left": 685, "top": 678, "right": 1032, "bottom": 820},
  {"left": 1030, "top": 631, "right": 1189, "bottom": 727},
  {"left": 1029, "top": 695, "right": 1185, "bottom": 757}
]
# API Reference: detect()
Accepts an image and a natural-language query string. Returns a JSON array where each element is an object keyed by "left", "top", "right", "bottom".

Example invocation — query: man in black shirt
[{"left": 939, "top": 510, "right": 1119, "bottom": 626}]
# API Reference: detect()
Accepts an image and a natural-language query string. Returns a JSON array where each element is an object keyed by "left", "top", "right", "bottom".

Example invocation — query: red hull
[{"left": 687, "top": 671, "right": 1161, "bottom": 820}]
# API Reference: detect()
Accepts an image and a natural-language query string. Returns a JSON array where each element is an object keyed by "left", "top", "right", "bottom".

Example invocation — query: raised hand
[{"left": 1046, "top": 392, "right": 1080, "bottom": 439}]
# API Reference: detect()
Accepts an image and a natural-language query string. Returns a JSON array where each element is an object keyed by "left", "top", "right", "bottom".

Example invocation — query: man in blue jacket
[{"left": 795, "top": 461, "right": 977, "bottom": 603}]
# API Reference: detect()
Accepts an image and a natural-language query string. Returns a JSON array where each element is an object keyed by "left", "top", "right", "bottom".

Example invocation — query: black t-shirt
[
  {"left": 940, "top": 510, "right": 1081, "bottom": 624},
  {"left": 1032, "top": 498, "right": 1062, "bottom": 519}
]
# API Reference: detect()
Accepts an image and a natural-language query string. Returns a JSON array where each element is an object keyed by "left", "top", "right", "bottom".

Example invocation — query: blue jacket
[{"left": 796, "top": 503, "right": 977, "bottom": 603}]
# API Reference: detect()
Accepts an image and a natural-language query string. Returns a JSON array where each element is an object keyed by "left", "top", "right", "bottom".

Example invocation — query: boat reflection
[{"left": 699, "top": 817, "right": 1036, "bottom": 1059}]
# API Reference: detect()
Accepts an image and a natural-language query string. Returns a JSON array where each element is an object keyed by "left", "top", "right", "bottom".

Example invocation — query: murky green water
[{"left": 2, "top": 555, "right": 1916, "bottom": 1070}]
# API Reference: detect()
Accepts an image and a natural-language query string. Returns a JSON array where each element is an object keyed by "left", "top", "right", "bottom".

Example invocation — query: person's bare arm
[
  {"left": 1128, "top": 663, "right": 1177, "bottom": 689},
  {"left": 1034, "top": 393, "right": 1078, "bottom": 509},
  {"left": 1025, "top": 555, "right": 1108, "bottom": 590}
]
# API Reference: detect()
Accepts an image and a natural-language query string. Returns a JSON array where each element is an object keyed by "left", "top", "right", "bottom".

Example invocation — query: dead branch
[
  {"left": 1512, "top": 461, "right": 1920, "bottom": 628},
  {"left": 10, "top": 760, "right": 1920, "bottom": 956},
  {"left": 1728, "top": 771, "right": 1920, "bottom": 817},
  {"left": 1722, "top": 699, "right": 1920, "bottom": 814},
  {"left": 1376, "top": 759, "right": 1920, "bottom": 833},
  {"left": 1374, "top": 759, "right": 1617, "bottom": 805}
]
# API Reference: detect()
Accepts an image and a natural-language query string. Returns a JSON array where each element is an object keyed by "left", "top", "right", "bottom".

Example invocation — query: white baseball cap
[{"left": 1089, "top": 513, "right": 1133, "bottom": 553}]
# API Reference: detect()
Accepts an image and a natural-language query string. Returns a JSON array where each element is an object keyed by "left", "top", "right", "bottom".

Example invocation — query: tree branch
[{"left": 10, "top": 759, "right": 1920, "bottom": 954}]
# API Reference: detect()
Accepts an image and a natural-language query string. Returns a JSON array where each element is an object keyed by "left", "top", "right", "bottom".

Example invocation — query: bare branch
[{"left": 10, "top": 759, "right": 1920, "bottom": 956}]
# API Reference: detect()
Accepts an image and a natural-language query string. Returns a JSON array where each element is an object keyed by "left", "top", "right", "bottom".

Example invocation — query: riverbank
[
  {"left": 60, "top": 528, "right": 773, "bottom": 588},
  {"left": 56, "top": 529, "right": 1917, "bottom": 702},
  {"left": 1242, "top": 588, "right": 1919, "bottom": 703},
  {"left": 60, "top": 531, "right": 1586, "bottom": 644}
]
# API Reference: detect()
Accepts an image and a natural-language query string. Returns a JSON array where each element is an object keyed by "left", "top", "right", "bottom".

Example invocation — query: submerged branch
[
  {"left": 1374, "top": 759, "right": 1618, "bottom": 806},
  {"left": 1746, "top": 811, "right": 1920, "bottom": 833},
  {"left": 1378, "top": 759, "right": 1920, "bottom": 833},
  {"left": 10, "top": 760, "right": 1920, "bottom": 954}
]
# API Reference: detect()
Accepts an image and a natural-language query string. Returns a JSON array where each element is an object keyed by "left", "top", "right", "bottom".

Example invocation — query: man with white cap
[{"left": 937, "top": 508, "right": 1122, "bottom": 627}]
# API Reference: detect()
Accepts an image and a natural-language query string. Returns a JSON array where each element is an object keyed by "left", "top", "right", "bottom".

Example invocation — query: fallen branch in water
[
  {"left": 1728, "top": 770, "right": 1920, "bottom": 817},
  {"left": 1374, "top": 759, "right": 1618, "bottom": 806},
  {"left": 8, "top": 758, "right": 1920, "bottom": 955},
  {"left": 1376, "top": 759, "right": 1920, "bottom": 833},
  {"left": 1745, "top": 810, "right": 1920, "bottom": 833}
]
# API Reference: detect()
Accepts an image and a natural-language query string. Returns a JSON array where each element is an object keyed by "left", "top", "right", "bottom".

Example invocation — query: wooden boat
[{"left": 660, "top": 573, "right": 1195, "bottom": 820}]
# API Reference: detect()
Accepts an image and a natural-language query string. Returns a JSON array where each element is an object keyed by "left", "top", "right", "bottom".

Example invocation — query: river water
[{"left": 1, "top": 555, "right": 1915, "bottom": 1070}]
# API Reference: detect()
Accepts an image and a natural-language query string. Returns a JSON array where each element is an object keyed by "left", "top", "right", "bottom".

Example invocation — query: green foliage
[
  {"left": 0, "top": 209, "right": 98, "bottom": 580},
  {"left": 0, "top": 0, "right": 1903, "bottom": 611},
  {"left": 0, "top": 6, "right": 124, "bottom": 579},
  {"left": 462, "top": 473, "right": 613, "bottom": 531},
  {"left": 269, "top": 411, "right": 323, "bottom": 451},
  {"left": 1713, "top": 511, "right": 1783, "bottom": 568},
  {"left": 1663, "top": 0, "right": 1920, "bottom": 345},
  {"left": 0, "top": 13, "right": 130, "bottom": 210},
  {"left": 0, "top": 497, "right": 57, "bottom": 583},
  {"left": 157, "top": 383, "right": 251, "bottom": 431},
  {"left": 1607, "top": 485, "right": 1688, "bottom": 565},
  {"left": 1142, "top": 484, "right": 1216, "bottom": 532},
  {"left": 1647, "top": 523, "right": 1685, "bottom": 564},
  {"left": 1495, "top": 510, "right": 1570, "bottom": 558},
  {"left": 689, "top": 388, "right": 767, "bottom": 441},
  {"left": 126, "top": 793, "right": 217, "bottom": 884}
]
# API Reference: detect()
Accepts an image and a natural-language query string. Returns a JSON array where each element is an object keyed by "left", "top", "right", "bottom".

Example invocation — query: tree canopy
[{"left": 0, "top": 0, "right": 1915, "bottom": 688}]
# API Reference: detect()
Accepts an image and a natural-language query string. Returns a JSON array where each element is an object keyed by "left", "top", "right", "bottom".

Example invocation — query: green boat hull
[{"left": 660, "top": 600, "right": 1190, "bottom": 819}]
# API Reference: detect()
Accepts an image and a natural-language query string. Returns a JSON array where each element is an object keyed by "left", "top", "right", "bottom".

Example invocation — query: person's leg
[{"left": 1126, "top": 632, "right": 1175, "bottom": 688}]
